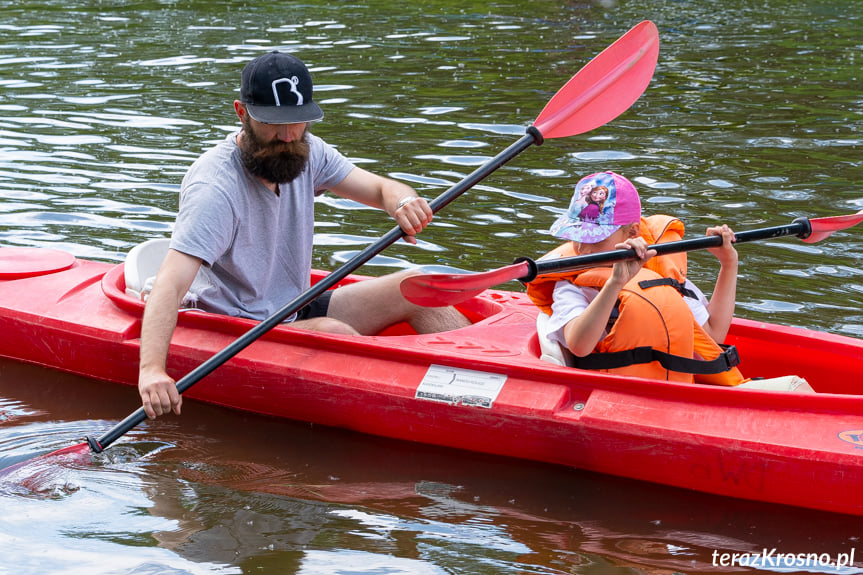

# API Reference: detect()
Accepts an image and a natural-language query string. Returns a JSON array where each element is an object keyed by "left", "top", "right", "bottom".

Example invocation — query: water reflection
[{"left": 2, "top": 359, "right": 862, "bottom": 574}]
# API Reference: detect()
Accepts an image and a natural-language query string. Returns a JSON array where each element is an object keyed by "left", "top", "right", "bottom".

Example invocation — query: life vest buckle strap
[
  {"left": 570, "top": 344, "right": 741, "bottom": 375},
  {"left": 637, "top": 277, "right": 698, "bottom": 299},
  {"left": 721, "top": 343, "right": 741, "bottom": 368}
]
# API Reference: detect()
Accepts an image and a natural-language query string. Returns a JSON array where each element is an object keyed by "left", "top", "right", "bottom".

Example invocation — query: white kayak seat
[
  {"left": 737, "top": 376, "right": 815, "bottom": 393},
  {"left": 124, "top": 238, "right": 212, "bottom": 308},
  {"left": 124, "top": 238, "right": 170, "bottom": 299},
  {"left": 535, "top": 312, "right": 815, "bottom": 392}
]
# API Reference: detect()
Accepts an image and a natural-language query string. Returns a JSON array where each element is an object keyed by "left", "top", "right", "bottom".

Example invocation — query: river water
[{"left": 1, "top": 0, "right": 861, "bottom": 573}]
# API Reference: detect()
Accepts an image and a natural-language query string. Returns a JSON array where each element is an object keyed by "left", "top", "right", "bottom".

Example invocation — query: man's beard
[{"left": 239, "top": 116, "right": 310, "bottom": 184}]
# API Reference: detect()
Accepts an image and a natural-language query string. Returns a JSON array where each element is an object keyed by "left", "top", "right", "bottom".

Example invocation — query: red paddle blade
[
  {"left": 534, "top": 20, "right": 659, "bottom": 139},
  {"left": 803, "top": 211, "right": 863, "bottom": 243},
  {"left": 402, "top": 261, "right": 530, "bottom": 307},
  {"left": 0, "top": 442, "right": 90, "bottom": 490},
  {"left": 401, "top": 281, "right": 485, "bottom": 307}
]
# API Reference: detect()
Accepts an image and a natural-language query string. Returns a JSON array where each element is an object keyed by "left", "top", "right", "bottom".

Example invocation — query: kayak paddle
[
  {"left": 0, "top": 20, "right": 659, "bottom": 471},
  {"left": 400, "top": 212, "right": 863, "bottom": 307}
]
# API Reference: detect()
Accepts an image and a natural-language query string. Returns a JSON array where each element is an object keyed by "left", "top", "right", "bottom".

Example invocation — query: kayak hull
[{"left": 1, "top": 248, "right": 862, "bottom": 516}]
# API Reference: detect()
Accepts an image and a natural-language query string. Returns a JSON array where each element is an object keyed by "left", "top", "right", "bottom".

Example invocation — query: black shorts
[{"left": 295, "top": 290, "right": 332, "bottom": 321}]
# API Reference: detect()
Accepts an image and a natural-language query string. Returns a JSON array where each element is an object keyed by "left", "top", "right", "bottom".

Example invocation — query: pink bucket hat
[{"left": 549, "top": 171, "right": 642, "bottom": 243}]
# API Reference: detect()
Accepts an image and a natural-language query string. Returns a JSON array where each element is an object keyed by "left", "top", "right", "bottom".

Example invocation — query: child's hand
[
  {"left": 610, "top": 237, "right": 656, "bottom": 286},
  {"left": 706, "top": 225, "right": 738, "bottom": 266}
]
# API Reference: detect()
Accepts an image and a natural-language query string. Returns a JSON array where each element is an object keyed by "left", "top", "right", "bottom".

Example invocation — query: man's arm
[
  {"left": 328, "top": 166, "right": 432, "bottom": 244},
  {"left": 138, "top": 248, "right": 203, "bottom": 419}
]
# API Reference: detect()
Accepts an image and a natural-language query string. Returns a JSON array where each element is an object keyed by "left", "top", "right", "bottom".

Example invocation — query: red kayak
[{"left": 1, "top": 244, "right": 862, "bottom": 516}]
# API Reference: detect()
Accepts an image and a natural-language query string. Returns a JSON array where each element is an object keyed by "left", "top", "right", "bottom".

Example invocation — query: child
[{"left": 526, "top": 171, "right": 742, "bottom": 384}]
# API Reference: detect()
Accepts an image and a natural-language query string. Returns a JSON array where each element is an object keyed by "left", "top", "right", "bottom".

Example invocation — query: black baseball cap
[{"left": 240, "top": 51, "right": 324, "bottom": 124}]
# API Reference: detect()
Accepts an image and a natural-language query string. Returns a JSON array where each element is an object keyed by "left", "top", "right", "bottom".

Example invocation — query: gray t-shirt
[{"left": 170, "top": 131, "right": 355, "bottom": 320}]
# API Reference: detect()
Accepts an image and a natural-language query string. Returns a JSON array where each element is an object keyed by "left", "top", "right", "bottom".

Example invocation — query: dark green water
[{"left": 0, "top": 1, "right": 861, "bottom": 573}]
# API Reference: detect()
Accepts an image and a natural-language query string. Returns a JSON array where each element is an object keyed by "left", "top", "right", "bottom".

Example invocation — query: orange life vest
[{"left": 527, "top": 215, "right": 744, "bottom": 386}]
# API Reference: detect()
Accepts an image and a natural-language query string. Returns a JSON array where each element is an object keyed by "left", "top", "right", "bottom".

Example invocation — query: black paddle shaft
[
  {"left": 515, "top": 217, "right": 812, "bottom": 282},
  {"left": 85, "top": 127, "right": 544, "bottom": 453}
]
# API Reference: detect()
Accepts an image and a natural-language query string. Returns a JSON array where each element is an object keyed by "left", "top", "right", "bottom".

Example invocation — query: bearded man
[{"left": 137, "top": 52, "right": 469, "bottom": 420}]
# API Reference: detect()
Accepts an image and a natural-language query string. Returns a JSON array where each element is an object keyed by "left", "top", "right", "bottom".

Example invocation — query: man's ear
[
  {"left": 627, "top": 222, "right": 640, "bottom": 238},
  {"left": 233, "top": 100, "right": 245, "bottom": 121}
]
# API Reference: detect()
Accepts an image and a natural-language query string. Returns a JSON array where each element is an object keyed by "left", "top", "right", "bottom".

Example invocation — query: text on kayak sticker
[{"left": 415, "top": 365, "right": 507, "bottom": 408}]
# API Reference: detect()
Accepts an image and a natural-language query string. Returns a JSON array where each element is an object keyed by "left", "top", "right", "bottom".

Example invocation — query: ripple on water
[
  {"left": 0, "top": 412, "right": 162, "bottom": 499},
  {"left": 297, "top": 550, "right": 447, "bottom": 575}
]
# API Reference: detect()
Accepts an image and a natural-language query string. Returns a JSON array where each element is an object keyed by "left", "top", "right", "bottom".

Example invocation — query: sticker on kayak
[
  {"left": 838, "top": 430, "right": 863, "bottom": 449},
  {"left": 415, "top": 365, "right": 507, "bottom": 408}
]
